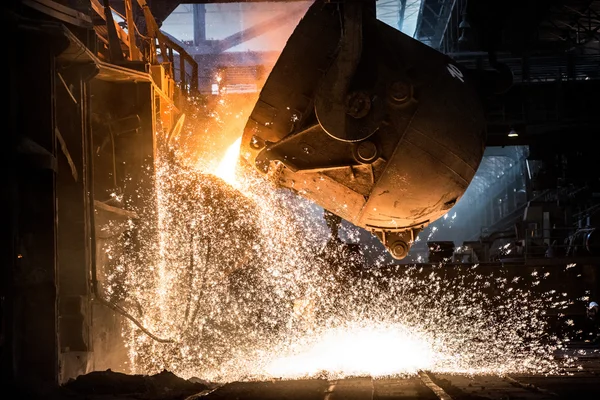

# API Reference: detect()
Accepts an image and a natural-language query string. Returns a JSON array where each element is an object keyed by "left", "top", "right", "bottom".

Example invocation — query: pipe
[{"left": 83, "top": 74, "right": 174, "bottom": 344}]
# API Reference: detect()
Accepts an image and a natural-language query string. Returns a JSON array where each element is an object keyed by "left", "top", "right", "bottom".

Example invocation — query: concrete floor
[{"left": 19, "top": 342, "right": 599, "bottom": 400}]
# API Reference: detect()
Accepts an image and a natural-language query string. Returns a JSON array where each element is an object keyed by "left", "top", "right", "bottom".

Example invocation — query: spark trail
[{"left": 104, "top": 96, "right": 576, "bottom": 383}]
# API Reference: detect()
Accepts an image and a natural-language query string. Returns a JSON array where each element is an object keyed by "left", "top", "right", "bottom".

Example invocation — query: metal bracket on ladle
[
  {"left": 314, "top": 1, "right": 384, "bottom": 143},
  {"left": 370, "top": 225, "right": 425, "bottom": 260}
]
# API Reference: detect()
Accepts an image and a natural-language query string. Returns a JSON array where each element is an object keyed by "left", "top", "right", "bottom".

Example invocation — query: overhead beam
[
  {"left": 148, "top": 0, "right": 311, "bottom": 23},
  {"left": 173, "top": 0, "right": 308, "bottom": 2},
  {"left": 211, "top": 3, "right": 307, "bottom": 53}
]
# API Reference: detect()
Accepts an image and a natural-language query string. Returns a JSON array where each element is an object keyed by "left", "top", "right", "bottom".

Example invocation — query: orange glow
[
  {"left": 265, "top": 323, "right": 436, "bottom": 378},
  {"left": 214, "top": 136, "right": 242, "bottom": 185}
]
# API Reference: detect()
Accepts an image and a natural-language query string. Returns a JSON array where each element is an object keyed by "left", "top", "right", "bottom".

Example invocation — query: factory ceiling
[
  {"left": 471, "top": 0, "right": 600, "bottom": 53},
  {"left": 98, "top": 0, "right": 596, "bottom": 57}
]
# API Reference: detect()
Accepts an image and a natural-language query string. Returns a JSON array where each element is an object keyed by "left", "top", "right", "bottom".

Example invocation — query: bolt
[
  {"left": 389, "top": 81, "right": 410, "bottom": 103},
  {"left": 390, "top": 240, "right": 409, "bottom": 259},
  {"left": 355, "top": 141, "right": 378, "bottom": 163},
  {"left": 345, "top": 91, "right": 371, "bottom": 119}
]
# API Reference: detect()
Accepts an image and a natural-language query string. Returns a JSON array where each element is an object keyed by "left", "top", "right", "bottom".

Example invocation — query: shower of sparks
[{"left": 102, "top": 93, "right": 580, "bottom": 384}]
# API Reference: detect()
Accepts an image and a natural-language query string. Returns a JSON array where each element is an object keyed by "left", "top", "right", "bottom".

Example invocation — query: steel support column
[
  {"left": 193, "top": 3, "right": 206, "bottom": 45},
  {"left": 9, "top": 26, "right": 69, "bottom": 392},
  {"left": 55, "top": 64, "right": 97, "bottom": 383}
]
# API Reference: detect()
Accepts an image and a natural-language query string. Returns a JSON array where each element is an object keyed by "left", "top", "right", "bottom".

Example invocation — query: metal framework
[
  {"left": 468, "top": 156, "right": 520, "bottom": 197},
  {"left": 539, "top": 0, "right": 600, "bottom": 50},
  {"left": 376, "top": 0, "right": 405, "bottom": 31},
  {"left": 413, "top": 0, "right": 465, "bottom": 51},
  {"left": 415, "top": 0, "right": 600, "bottom": 54}
]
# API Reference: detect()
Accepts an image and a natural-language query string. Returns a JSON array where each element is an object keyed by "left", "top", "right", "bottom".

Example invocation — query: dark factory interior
[{"left": 3, "top": 0, "right": 600, "bottom": 399}]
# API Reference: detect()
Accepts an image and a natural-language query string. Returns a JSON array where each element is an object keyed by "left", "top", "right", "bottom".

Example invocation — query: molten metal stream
[{"left": 214, "top": 137, "right": 242, "bottom": 186}]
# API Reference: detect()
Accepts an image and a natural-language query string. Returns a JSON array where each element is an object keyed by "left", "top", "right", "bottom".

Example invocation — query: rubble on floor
[{"left": 24, "top": 369, "right": 214, "bottom": 400}]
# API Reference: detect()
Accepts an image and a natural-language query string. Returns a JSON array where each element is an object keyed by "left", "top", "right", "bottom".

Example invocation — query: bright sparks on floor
[
  {"left": 265, "top": 323, "right": 435, "bottom": 378},
  {"left": 214, "top": 136, "right": 242, "bottom": 185}
]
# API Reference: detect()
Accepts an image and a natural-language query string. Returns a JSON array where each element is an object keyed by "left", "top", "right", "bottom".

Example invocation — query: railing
[
  {"left": 520, "top": 226, "right": 598, "bottom": 260},
  {"left": 452, "top": 53, "right": 600, "bottom": 83},
  {"left": 89, "top": 0, "right": 198, "bottom": 96},
  {"left": 468, "top": 226, "right": 593, "bottom": 263},
  {"left": 160, "top": 35, "right": 199, "bottom": 95},
  {"left": 136, "top": 0, "right": 198, "bottom": 96}
]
